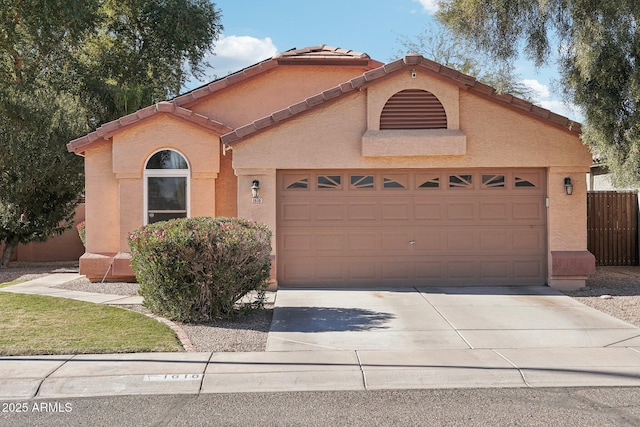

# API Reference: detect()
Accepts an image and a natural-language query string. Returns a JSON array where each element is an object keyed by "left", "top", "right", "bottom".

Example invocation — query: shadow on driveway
[{"left": 270, "top": 307, "right": 395, "bottom": 333}]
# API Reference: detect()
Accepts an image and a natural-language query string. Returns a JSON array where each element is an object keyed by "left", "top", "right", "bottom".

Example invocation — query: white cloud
[
  {"left": 522, "top": 79, "right": 551, "bottom": 99},
  {"left": 521, "top": 79, "right": 582, "bottom": 122},
  {"left": 413, "top": 0, "right": 439, "bottom": 14},
  {"left": 211, "top": 35, "right": 279, "bottom": 76},
  {"left": 185, "top": 35, "right": 279, "bottom": 89}
]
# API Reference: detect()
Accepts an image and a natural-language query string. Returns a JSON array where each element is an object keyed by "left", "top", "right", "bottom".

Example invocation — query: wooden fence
[{"left": 587, "top": 191, "right": 639, "bottom": 266}]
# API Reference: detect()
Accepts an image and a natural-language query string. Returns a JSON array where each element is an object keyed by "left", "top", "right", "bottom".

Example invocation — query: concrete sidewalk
[{"left": 1, "top": 274, "right": 640, "bottom": 400}]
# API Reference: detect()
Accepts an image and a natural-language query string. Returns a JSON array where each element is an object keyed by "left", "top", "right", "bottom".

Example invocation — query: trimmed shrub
[{"left": 128, "top": 217, "right": 272, "bottom": 322}]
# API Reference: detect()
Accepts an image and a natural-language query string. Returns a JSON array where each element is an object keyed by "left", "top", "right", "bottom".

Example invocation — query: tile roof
[
  {"left": 67, "top": 102, "right": 232, "bottom": 154},
  {"left": 174, "top": 45, "right": 381, "bottom": 108},
  {"left": 274, "top": 44, "right": 375, "bottom": 65},
  {"left": 220, "top": 54, "right": 581, "bottom": 146}
]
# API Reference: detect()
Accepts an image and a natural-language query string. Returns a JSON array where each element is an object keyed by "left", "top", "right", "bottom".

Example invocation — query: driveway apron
[{"left": 266, "top": 286, "right": 640, "bottom": 352}]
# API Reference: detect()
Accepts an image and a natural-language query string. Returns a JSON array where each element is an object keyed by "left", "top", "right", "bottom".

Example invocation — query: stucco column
[
  {"left": 80, "top": 143, "right": 120, "bottom": 281},
  {"left": 190, "top": 172, "right": 218, "bottom": 217},
  {"left": 546, "top": 167, "right": 595, "bottom": 290},
  {"left": 236, "top": 168, "right": 277, "bottom": 287}
]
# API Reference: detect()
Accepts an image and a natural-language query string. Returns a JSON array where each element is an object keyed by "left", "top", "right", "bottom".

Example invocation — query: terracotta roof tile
[
  {"left": 349, "top": 75, "right": 367, "bottom": 89},
  {"left": 511, "top": 97, "right": 533, "bottom": 111},
  {"left": 254, "top": 116, "right": 274, "bottom": 130},
  {"left": 322, "top": 86, "right": 344, "bottom": 100},
  {"left": 339, "top": 82, "right": 354, "bottom": 92},
  {"left": 364, "top": 67, "right": 387, "bottom": 81},
  {"left": 531, "top": 105, "right": 551, "bottom": 119},
  {"left": 306, "top": 94, "right": 324, "bottom": 107},
  {"left": 383, "top": 60, "right": 404, "bottom": 73},
  {"left": 419, "top": 58, "right": 441, "bottom": 73},
  {"left": 472, "top": 82, "right": 495, "bottom": 96},
  {"left": 289, "top": 101, "right": 308, "bottom": 115},
  {"left": 271, "top": 108, "right": 291, "bottom": 122},
  {"left": 275, "top": 44, "right": 370, "bottom": 59},
  {"left": 404, "top": 55, "right": 422, "bottom": 65}
]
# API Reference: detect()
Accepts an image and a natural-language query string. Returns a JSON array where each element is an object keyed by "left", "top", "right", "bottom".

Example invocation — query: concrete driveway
[{"left": 267, "top": 286, "right": 640, "bottom": 351}]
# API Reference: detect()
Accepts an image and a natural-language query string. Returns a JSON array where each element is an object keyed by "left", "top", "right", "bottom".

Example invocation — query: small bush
[
  {"left": 76, "top": 221, "right": 86, "bottom": 247},
  {"left": 128, "top": 217, "right": 272, "bottom": 322}
]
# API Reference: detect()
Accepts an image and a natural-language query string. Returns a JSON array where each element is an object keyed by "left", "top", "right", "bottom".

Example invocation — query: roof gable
[
  {"left": 67, "top": 102, "right": 232, "bottom": 154},
  {"left": 174, "top": 45, "right": 382, "bottom": 108},
  {"left": 221, "top": 54, "right": 581, "bottom": 146}
]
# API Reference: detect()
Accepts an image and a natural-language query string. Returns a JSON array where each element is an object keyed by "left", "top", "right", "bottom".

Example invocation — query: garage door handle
[{"left": 409, "top": 240, "right": 416, "bottom": 245}]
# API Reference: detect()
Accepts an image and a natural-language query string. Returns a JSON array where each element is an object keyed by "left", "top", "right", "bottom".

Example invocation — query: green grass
[
  {"left": 0, "top": 280, "right": 25, "bottom": 288},
  {"left": 0, "top": 293, "right": 183, "bottom": 356}
]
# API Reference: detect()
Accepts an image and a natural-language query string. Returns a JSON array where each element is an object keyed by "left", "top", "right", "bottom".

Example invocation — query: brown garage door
[{"left": 277, "top": 169, "right": 546, "bottom": 287}]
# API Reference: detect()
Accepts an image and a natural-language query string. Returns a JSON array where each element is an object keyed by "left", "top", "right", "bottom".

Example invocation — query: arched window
[
  {"left": 380, "top": 89, "right": 447, "bottom": 129},
  {"left": 144, "top": 149, "right": 189, "bottom": 224}
]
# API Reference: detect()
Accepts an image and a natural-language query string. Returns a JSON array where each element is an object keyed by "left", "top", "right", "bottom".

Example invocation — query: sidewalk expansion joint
[
  {"left": 492, "top": 349, "right": 532, "bottom": 388},
  {"left": 604, "top": 333, "right": 640, "bottom": 348},
  {"left": 354, "top": 350, "right": 368, "bottom": 391},
  {"left": 33, "top": 355, "right": 75, "bottom": 399}
]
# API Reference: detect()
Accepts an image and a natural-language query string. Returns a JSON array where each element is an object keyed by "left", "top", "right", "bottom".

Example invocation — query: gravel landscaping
[
  {"left": 55, "top": 276, "right": 274, "bottom": 353},
  {"left": 2, "top": 263, "right": 639, "bottom": 352},
  {"left": 565, "top": 266, "right": 640, "bottom": 327}
]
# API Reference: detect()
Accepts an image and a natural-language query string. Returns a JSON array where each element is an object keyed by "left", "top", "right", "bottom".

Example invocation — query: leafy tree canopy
[
  {"left": 436, "top": 0, "right": 640, "bottom": 185},
  {"left": 395, "top": 25, "right": 534, "bottom": 100},
  {"left": 0, "top": 0, "right": 223, "bottom": 266}
]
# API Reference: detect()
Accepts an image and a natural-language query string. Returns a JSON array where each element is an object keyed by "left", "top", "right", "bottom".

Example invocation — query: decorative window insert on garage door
[{"left": 277, "top": 169, "right": 547, "bottom": 287}]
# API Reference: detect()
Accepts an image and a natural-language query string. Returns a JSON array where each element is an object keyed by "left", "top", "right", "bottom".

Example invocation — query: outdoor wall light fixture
[
  {"left": 411, "top": 69, "right": 417, "bottom": 78},
  {"left": 251, "top": 180, "right": 260, "bottom": 198},
  {"left": 564, "top": 177, "right": 573, "bottom": 195}
]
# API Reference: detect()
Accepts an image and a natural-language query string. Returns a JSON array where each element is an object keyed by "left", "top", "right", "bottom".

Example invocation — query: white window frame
[{"left": 143, "top": 149, "right": 190, "bottom": 225}]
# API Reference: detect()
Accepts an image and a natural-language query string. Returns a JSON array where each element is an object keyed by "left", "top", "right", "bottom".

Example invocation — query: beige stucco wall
[
  {"left": 191, "top": 66, "right": 374, "bottom": 129},
  {"left": 232, "top": 70, "right": 593, "bottom": 287},
  {"left": 109, "top": 114, "right": 220, "bottom": 252},
  {"left": 84, "top": 142, "right": 119, "bottom": 254}
]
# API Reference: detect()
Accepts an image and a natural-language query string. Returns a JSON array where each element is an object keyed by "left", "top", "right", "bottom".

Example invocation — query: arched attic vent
[{"left": 380, "top": 89, "right": 447, "bottom": 130}]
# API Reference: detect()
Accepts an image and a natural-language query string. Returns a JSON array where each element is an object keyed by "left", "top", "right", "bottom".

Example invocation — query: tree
[
  {"left": 0, "top": 0, "right": 223, "bottom": 266},
  {"left": 0, "top": 89, "right": 86, "bottom": 267},
  {"left": 395, "top": 25, "right": 534, "bottom": 100},
  {"left": 436, "top": 0, "right": 640, "bottom": 185}
]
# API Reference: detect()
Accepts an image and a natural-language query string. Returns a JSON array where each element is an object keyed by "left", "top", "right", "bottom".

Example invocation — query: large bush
[{"left": 128, "top": 217, "right": 272, "bottom": 322}]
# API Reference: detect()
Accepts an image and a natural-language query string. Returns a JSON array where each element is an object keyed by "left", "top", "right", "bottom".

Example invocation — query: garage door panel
[
  {"left": 277, "top": 169, "right": 547, "bottom": 287},
  {"left": 479, "top": 230, "right": 508, "bottom": 250},
  {"left": 513, "top": 229, "right": 544, "bottom": 251},
  {"left": 381, "top": 203, "right": 410, "bottom": 220},
  {"left": 446, "top": 202, "right": 476, "bottom": 220},
  {"left": 281, "top": 233, "right": 312, "bottom": 251},
  {"left": 446, "top": 231, "right": 475, "bottom": 251},
  {"left": 347, "top": 202, "right": 378, "bottom": 220},
  {"left": 315, "top": 203, "right": 344, "bottom": 221},
  {"left": 315, "top": 234, "right": 345, "bottom": 251},
  {"left": 415, "top": 261, "right": 444, "bottom": 279},
  {"left": 348, "top": 261, "right": 379, "bottom": 280},
  {"left": 513, "top": 260, "right": 545, "bottom": 279},
  {"left": 479, "top": 202, "right": 509, "bottom": 220},
  {"left": 382, "top": 261, "right": 412, "bottom": 280},
  {"left": 414, "top": 202, "right": 443, "bottom": 220},
  {"left": 447, "top": 261, "right": 476, "bottom": 279},
  {"left": 282, "top": 203, "right": 311, "bottom": 221},
  {"left": 382, "top": 232, "right": 412, "bottom": 252},
  {"left": 348, "top": 233, "right": 379, "bottom": 251},
  {"left": 413, "top": 231, "right": 444, "bottom": 251},
  {"left": 512, "top": 201, "right": 544, "bottom": 220}
]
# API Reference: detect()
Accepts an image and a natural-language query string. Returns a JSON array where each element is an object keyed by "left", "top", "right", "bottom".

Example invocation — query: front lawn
[{"left": 0, "top": 292, "right": 183, "bottom": 355}]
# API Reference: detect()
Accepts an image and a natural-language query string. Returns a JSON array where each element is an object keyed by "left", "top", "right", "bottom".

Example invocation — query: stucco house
[{"left": 67, "top": 45, "right": 595, "bottom": 290}]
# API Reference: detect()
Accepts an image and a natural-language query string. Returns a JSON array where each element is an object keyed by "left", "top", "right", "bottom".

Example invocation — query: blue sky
[{"left": 189, "top": 0, "right": 580, "bottom": 121}]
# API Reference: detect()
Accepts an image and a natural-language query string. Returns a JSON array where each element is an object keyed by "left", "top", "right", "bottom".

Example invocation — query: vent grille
[{"left": 380, "top": 89, "right": 447, "bottom": 130}]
